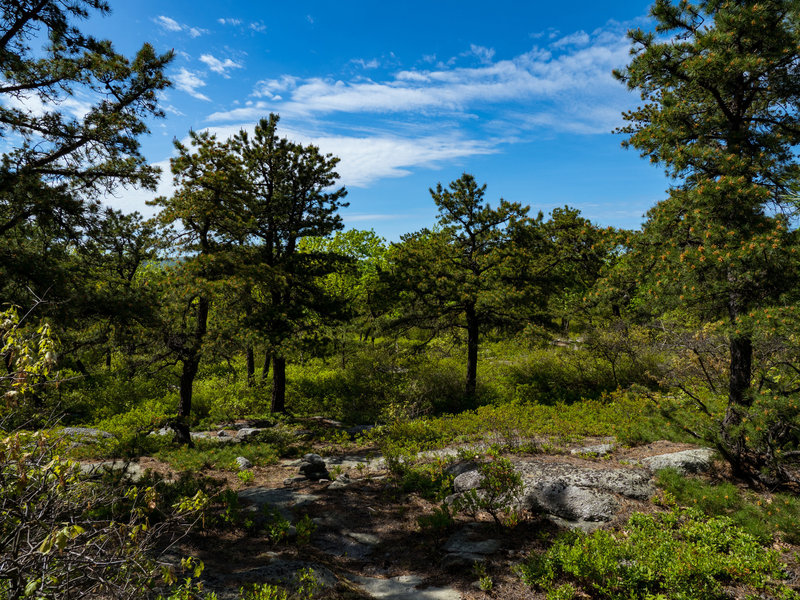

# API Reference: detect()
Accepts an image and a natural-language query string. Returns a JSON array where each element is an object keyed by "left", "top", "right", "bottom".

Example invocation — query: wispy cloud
[
  {"left": 350, "top": 58, "right": 380, "bottom": 69},
  {"left": 154, "top": 15, "right": 208, "bottom": 37},
  {"left": 208, "top": 22, "right": 633, "bottom": 134},
  {"left": 218, "top": 17, "right": 242, "bottom": 26},
  {"left": 195, "top": 20, "right": 640, "bottom": 191},
  {"left": 155, "top": 16, "right": 182, "bottom": 32},
  {"left": 201, "top": 123, "right": 495, "bottom": 188},
  {"left": 199, "top": 54, "right": 244, "bottom": 77},
  {"left": 173, "top": 68, "right": 211, "bottom": 101},
  {"left": 249, "top": 21, "right": 267, "bottom": 32}
]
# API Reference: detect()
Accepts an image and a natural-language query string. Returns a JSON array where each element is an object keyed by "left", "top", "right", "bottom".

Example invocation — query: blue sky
[{"left": 85, "top": 0, "right": 671, "bottom": 240}]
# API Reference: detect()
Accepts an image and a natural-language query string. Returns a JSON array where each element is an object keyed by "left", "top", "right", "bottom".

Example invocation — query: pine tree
[{"left": 615, "top": 0, "right": 800, "bottom": 483}]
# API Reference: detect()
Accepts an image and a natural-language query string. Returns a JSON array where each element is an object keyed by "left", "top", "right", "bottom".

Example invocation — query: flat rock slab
[
  {"left": 313, "top": 530, "right": 378, "bottom": 560},
  {"left": 79, "top": 461, "right": 145, "bottom": 482},
  {"left": 640, "top": 448, "right": 716, "bottom": 474},
  {"left": 61, "top": 427, "right": 114, "bottom": 441},
  {"left": 237, "top": 488, "right": 319, "bottom": 521},
  {"left": 283, "top": 454, "right": 386, "bottom": 471},
  {"left": 570, "top": 443, "right": 616, "bottom": 457},
  {"left": 514, "top": 461, "right": 655, "bottom": 500},
  {"left": 351, "top": 575, "right": 462, "bottom": 600},
  {"left": 443, "top": 524, "right": 502, "bottom": 555}
]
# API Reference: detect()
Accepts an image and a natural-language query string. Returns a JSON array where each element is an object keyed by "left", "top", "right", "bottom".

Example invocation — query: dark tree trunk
[
  {"left": 261, "top": 350, "right": 271, "bottom": 382},
  {"left": 246, "top": 345, "right": 255, "bottom": 387},
  {"left": 179, "top": 354, "right": 200, "bottom": 419},
  {"left": 177, "top": 295, "right": 209, "bottom": 424},
  {"left": 465, "top": 303, "right": 479, "bottom": 399},
  {"left": 728, "top": 334, "right": 753, "bottom": 410},
  {"left": 271, "top": 355, "right": 286, "bottom": 413}
]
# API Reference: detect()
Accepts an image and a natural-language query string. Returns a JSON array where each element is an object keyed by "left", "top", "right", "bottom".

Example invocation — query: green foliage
[
  {"left": 154, "top": 440, "right": 279, "bottom": 472},
  {"left": 656, "top": 468, "right": 800, "bottom": 544},
  {"left": 517, "top": 505, "right": 797, "bottom": 600},
  {"left": 417, "top": 504, "right": 455, "bottom": 535},
  {"left": 612, "top": 0, "right": 800, "bottom": 483},
  {"left": 0, "top": 307, "right": 58, "bottom": 426},
  {"left": 452, "top": 456, "right": 524, "bottom": 526},
  {"left": 0, "top": 430, "right": 206, "bottom": 599},
  {"left": 385, "top": 173, "right": 533, "bottom": 397},
  {"left": 383, "top": 451, "right": 454, "bottom": 501},
  {"left": 295, "top": 514, "right": 316, "bottom": 546}
]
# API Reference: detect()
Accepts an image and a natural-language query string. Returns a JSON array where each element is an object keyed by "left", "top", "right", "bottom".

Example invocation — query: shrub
[
  {"left": 0, "top": 430, "right": 204, "bottom": 599},
  {"left": 656, "top": 468, "right": 800, "bottom": 544},
  {"left": 451, "top": 456, "right": 524, "bottom": 526},
  {"left": 517, "top": 504, "right": 798, "bottom": 600}
]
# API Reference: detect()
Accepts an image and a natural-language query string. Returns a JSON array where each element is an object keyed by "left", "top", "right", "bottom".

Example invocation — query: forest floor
[{"left": 81, "top": 432, "right": 800, "bottom": 600}]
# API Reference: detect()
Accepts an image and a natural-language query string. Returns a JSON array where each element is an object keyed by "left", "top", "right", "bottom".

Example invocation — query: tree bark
[
  {"left": 261, "top": 350, "right": 271, "bottom": 382},
  {"left": 246, "top": 345, "right": 255, "bottom": 386},
  {"left": 271, "top": 355, "right": 286, "bottom": 413},
  {"left": 465, "top": 303, "right": 479, "bottom": 399},
  {"left": 177, "top": 295, "right": 209, "bottom": 423}
]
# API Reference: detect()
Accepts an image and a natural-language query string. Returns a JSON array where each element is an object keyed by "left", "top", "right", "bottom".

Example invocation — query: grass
[{"left": 154, "top": 440, "right": 281, "bottom": 472}]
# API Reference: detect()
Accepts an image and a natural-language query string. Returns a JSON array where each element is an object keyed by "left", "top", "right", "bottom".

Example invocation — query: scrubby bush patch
[{"left": 517, "top": 503, "right": 798, "bottom": 600}]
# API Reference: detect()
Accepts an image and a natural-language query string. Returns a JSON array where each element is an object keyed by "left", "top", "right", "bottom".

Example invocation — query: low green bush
[
  {"left": 656, "top": 468, "right": 800, "bottom": 544},
  {"left": 517, "top": 504, "right": 798, "bottom": 600},
  {"left": 451, "top": 456, "right": 524, "bottom": 526}
]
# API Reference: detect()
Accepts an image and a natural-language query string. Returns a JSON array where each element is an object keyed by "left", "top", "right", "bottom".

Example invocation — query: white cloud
[
  {"left": 208, "top": 24, "right": 632, "bottom": 129},
  {"left": 154, "top": 15, "right": 207, "bottom": 37},
  {"left": 102, "top": 159, "right": 173, "bottom": 218},
  {"left": 249, "top": 21, "right": 266, "bottom": 32},
  {"left": 155, "top": 16, "right": 182, "bottom": 32},
  {"left": 466, "top": 44, "right": 496, "bottom": 64},
  {"left": 218, "top": 18, "right": 242, "bottom": 26},
  {"left": 351, "top": 58, "right": 380, "bottom": 69},
  {"left": 552, "top": 30, "right": 591, "bottom": 48},
  {"left": 174, "top": 68, "right": 211, "bottom": 101},
  {"left": 199, "top": 54, "right": 244, "bottom": 77},
  {"left": 200, "top": 123, "right": 495, "bottom": 188}
]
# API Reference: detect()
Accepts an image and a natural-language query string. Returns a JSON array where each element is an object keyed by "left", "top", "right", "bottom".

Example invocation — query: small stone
[
  {"left": 235, "top": 456, "right": 253, "bottom": 470},
  {"left": 329, "top": 473, "right": 352, "bottom": 489},
  {"left": 453, "top": 469, "right": 483, "bottom": 493},
  {"left": 571, "top": 443, "right": 615, "bottom": 457},
  {"left": 218, "top": 430, "right": 229, "bottom": 437}
]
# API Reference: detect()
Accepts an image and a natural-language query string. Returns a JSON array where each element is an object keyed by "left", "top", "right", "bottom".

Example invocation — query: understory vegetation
[{"left": 5, "top": 0, "right": 800, "bottom": 598}]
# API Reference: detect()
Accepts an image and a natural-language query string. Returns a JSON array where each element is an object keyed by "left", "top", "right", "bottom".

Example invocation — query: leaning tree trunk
[
  {"left": 465, "top": 303, "right": 479, "bottom": 399},
  {"left": 271, "top": 355, "right": 286, "bottom": 413}
]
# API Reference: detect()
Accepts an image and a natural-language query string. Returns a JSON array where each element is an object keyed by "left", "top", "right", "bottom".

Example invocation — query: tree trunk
[
  {"left": 271, "top": 355, "right": 286, "bottom": 413},
  {"left": 179, "top": 353, "right": 200, "bottom": 419},
  {"left": 261, "top": 350, "right": 271, "bottom": 382},
  {"left": 465, "top": 303, "right": 479, "bottom": 399},
  {"left": 246, "top": 345, "right": 255, "bottom": 387},
  {"left": 176, "top": 295, "right": 209, "bottom": 424}
]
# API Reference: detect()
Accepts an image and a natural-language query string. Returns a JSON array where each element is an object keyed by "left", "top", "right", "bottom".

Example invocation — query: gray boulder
[
  {"left": 525, "top": 480, "right": 619, "bottom": 522},
  {"left": 641, "top": 448, "right": 716, "bottom": 474},
  {"left": 452, "top": 469, "right": 483, "bottom": 493}
]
